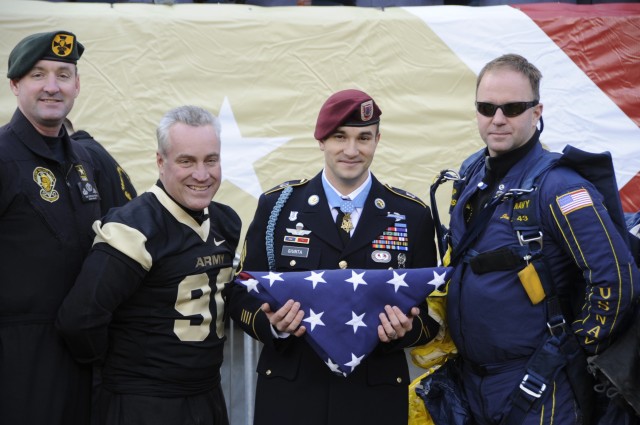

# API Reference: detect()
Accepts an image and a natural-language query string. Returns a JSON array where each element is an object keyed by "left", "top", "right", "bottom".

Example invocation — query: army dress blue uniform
[
  {"left": 226, "top": 171, "right": 438, "bottom": 425},
  {"left": 447, "top": 138, "right": 640, "bottom": 425},
  {"left": 0, "top": 109, "right": 102, "bottom": 425}
]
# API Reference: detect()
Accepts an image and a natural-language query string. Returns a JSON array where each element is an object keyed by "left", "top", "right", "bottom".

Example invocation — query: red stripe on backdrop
[
  {"left": 518, "top": 4, "right": 640, "bottom": 125},
  {"left": 519, "top": 4, "right": 640, "bottom": 212},
  {"left": 620, "top": 174, "right": 640, "bottom": 213}
]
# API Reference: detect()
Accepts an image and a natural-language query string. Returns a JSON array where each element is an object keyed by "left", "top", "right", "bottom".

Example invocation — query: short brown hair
[{"left": 476, "top": 53, "right": 542, "bottom": 100}]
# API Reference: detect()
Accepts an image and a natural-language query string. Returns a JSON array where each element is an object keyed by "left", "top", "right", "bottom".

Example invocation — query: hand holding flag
[
  {"left": 261, "top": 299, "right": 307, "bottom": 338},
  {"left": 236, "top": 267, "right": 452, "bottom": 376}
]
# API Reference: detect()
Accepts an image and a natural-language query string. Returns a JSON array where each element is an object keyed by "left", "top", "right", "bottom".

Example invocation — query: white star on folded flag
[
  {"left": 303, "top": 309, "right": 326, "bottom": 331},
  {"left": 305, "top": 271, "right": 326, "bottom": 289},
  {"left": 243, "top": 278, "right": 260, "bottom": 293},
  {"left": 326, "top": 358, "right": 343, "bottom": 375},
  {"left": 387, "top": 271, "right": 409, "bottom": 293},
  {"left": 263, "top": 271, "right": 284, "bottom": 287},
  {"left": 345, "top": 270, "right": 368, "bottom": 291},
  {"left": 236, "top": 267, "right": 453, "bottom": 376},
  {"left": 428, "top": 270, "right": 447, "bottom": 292},
  {"left": 344, "top": 353, "right": 365, "bottom": 372},
  {"left": 345, "top": 311, "right": 367, "bottom": 333}
]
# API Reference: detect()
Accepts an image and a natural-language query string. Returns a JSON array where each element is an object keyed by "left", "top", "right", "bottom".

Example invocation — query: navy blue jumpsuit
[
  {"left": 0, "top": 109, "right": 102, "bottom": 425},
  {"left": 447, "top": 139, "right": 639, "bottom": 424}
]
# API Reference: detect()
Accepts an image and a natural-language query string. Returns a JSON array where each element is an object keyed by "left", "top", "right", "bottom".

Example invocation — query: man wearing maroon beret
[{"left": 227, "top": 89, "right": 439, "bottom": 424}]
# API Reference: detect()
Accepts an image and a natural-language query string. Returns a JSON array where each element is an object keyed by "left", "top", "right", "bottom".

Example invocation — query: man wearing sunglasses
[{"left": 441, "top": 54, "right": 639, "bottom": 425}]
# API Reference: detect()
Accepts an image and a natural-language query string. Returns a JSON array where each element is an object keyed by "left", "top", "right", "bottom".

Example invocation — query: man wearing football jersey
[{"left": 57, "top": 105, "right": 241, "bottom": 425}]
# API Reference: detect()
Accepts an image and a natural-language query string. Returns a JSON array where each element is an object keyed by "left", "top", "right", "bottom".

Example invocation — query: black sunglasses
[{"left": 475, "top": 100, "right": 539, "bottom": 118}]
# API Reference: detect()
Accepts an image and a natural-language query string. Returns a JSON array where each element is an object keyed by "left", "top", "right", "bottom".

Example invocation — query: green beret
[{"left": 7, "top": 30, "right": 84, "bottom": 80}]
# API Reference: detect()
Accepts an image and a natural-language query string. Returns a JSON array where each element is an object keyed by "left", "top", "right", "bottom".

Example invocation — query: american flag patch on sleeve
[{"left": 557, "top": 189, "right": 593, "bottom": 215}]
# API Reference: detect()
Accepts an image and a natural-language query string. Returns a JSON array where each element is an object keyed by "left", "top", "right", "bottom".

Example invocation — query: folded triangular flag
[{"left": 236, "top": 267, "right": 452, "bottom": 377}]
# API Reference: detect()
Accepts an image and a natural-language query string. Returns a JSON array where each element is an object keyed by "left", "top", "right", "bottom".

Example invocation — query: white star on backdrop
[
  {"left": 346, "top": 311, "right": 367, "bottom": 333},
  {"left": 219, "top": 97, "right": 291, "bottom": 198},
  {"left": 387, "top": 271, "right": 409, "bottom": 293},
  {"left": 345, "top": 271, "right": 368, "bottom": 291}
]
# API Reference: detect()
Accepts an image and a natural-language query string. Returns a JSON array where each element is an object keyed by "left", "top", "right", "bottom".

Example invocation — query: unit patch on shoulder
[
  {"left": 117, "top": 167, "right": 134, "bottom": 200},
  {"left": 383, "top": 184, "right": 426, "bottom": 207},
  {"left": 264, "top": 179, "right": 309, "bottom": 195},
  {"left": 33, "top": 166, "right": 59, "bottom": 203}
]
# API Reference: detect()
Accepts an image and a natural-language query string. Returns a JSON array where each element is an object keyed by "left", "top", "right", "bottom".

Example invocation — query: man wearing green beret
[{"left": 0, "top": 30, "right": 100, "bottom": 425}]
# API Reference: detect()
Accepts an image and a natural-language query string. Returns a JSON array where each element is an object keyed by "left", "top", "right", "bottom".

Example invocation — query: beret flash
[
  {"left": 7, "top": 30, "right": 84, "bottom": 80},
  {"left": 314, "top": 89, "right": 382, "bottom": 141}
]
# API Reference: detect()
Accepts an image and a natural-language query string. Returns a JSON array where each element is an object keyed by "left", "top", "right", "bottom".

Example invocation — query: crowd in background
[{"left": 45, "top": 0, "right": 640, "bottom": 8}]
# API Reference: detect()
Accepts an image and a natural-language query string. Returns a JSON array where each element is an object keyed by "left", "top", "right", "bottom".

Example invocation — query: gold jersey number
[{"left": 174, "top": 267, "right": 232, "bottom": 341}]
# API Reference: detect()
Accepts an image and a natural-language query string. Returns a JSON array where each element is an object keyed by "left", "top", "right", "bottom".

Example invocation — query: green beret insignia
[{"left": 7, "top": 30, "right": 84, "bottom": 80}]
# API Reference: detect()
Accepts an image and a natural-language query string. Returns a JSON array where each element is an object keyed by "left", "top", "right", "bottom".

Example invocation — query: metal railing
[{"left": 222, "top": 319, "right": 261, "bottom": 425}]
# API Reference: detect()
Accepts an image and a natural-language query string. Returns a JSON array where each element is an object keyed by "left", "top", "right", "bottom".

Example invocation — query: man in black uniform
[
  {"left": 226, "top": 89, "right": 439, "bottom": 425},
  {"left": 0, "top": 30, "right": 101, "bottom": 425},
  {"left": 57, "top": 105, "right": 241, "bottom": 425},
  {"left": 65, "top": 118, "right": 138, "bottom": 214}
]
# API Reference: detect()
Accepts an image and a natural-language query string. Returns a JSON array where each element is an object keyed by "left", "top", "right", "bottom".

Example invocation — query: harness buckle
[
  {"left": 502, "top": 187, "right": 535, "bottom": 201},
  {"left": 435, "top": 169, "right": 462, "bottom": 184},
  {"left": 517, "top": 230, "right": 543, "bottom": 250},
  {"left": 519, "top": 373, "right": 547, "bottom": 399},
  {"left": 547, "top": 317, "right": 567, "bottom": 336}
]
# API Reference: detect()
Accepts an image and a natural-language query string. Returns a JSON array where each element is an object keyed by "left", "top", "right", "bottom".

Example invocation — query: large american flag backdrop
[{"left": 1, "top": 2, "right": 638, "bottom": 242}]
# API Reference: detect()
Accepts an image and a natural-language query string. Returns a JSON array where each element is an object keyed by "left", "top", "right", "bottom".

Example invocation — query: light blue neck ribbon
[{"left": 322, "top": 175, "right": 371, "bottom": 214}]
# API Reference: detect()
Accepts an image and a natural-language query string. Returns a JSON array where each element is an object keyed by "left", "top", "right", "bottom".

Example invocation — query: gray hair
[
  {"left": 156, "top": 105, "right": 221, "bottom": 155},
  {"left": 476, "top": 54, "right": 542, "bottom": 101}
]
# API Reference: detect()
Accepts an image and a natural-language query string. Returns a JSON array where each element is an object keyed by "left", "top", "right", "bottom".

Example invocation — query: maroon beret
[{"left": 314, "top": 89, "right": 382, "bottom": 141}]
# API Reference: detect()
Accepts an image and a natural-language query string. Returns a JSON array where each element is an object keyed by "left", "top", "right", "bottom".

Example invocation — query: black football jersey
[{"left": 57, "top": 184, "right": 241, "bottom": 396}]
